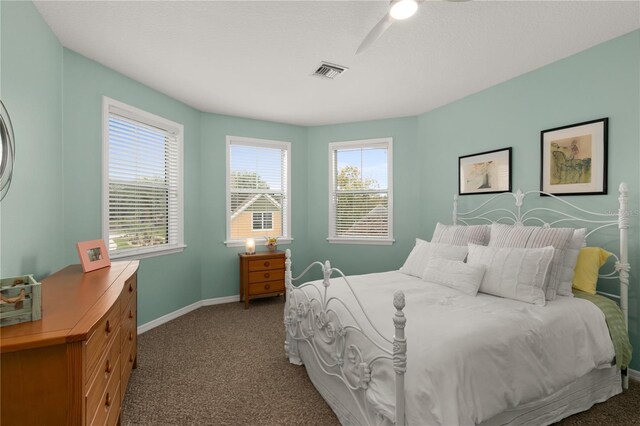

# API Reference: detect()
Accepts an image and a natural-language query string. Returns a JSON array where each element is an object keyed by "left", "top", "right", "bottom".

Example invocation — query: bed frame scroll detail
[{"left": 284, "top": 250, "right": 407, "bottom": 425}]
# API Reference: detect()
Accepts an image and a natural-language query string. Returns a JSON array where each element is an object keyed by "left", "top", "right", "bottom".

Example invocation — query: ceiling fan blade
[{"left": 356, "top": 14, "right": 395, "bottom": 55}]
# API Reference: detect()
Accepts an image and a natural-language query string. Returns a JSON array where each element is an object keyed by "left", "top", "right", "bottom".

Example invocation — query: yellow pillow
[{"left": 572, "top": 247, "right": 613, "bottom": 294}]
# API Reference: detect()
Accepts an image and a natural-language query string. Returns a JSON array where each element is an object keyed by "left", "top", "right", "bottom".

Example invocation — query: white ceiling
[{"left": 34, "top": 1, "right": 640, "bottom": 126}]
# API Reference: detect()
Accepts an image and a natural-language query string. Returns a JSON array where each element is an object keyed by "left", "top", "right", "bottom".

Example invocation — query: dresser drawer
[
  {"left": 86, "top": 330, "right": 120, "bottom": 424},
  {"left": 248, "top": 257, "right": 285, "bottom": 272},
  {"left": 122, "top": 274, "right": 137, "bottom": 306},
  {"left": 88, "top": 355, "right": 120, "bottom": 426},
  {"left": 121, "top": 295, "right": 137, "bottom": 349},
  {"left": 121, "top": 332, "right": 137, "bottom": 402},
  {"left": 85, "top": 301, "right": 121, "bottom": 383},
  {"left": 249, "top": 280, "right": 285, "bottom": 296},
  {"left": 105, "top": 384, "right": 122, "bottom": 426},
  {"left": 248, "top": 269, "right": 284, "bottom": 284}
]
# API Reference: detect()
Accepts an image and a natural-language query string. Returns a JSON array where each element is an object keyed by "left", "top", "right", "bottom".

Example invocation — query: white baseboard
[
  {"left": 137, "top": 295, "right": 240, "bottom": 335},
  {"left": 628, "top": 368, "right": 640, "bottom": 382}
]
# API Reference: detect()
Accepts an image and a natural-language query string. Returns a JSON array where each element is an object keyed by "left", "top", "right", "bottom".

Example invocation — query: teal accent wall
[
  {"left": 305, "top": 117, "right": 420, "bottom": 278},
  {"left": 0, "top": 1, "right": 64, "bottom": 279},
  {"left": 198, "top": 113, "right": 309, "bottom": 300},
  {"left": 418, "top": 30, "right": 640, "bottom": 369},
  {"left": 61, "top": 49, "right": 204, "bottom": 325}
]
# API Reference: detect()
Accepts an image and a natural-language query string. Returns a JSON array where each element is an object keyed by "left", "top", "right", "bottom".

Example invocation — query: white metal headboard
[{"left": 453, "top": 182, "right": 630, "bottom": 337}]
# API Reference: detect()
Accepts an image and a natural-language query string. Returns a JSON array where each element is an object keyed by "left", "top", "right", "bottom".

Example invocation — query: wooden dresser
[
  {"left": 239, "top": 251, "right": 285, "bottom": 309},
  {"left": 0, "top": 261, "right": 139, "bottom": 426}
]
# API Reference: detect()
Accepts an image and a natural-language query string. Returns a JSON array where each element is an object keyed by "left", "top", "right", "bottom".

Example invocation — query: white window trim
[
  {"left": 225, "top": 135, "right": 292, "bottom": 247},
  {"left": 102, "top": 96, "right": 185, "bottom": 260},
  {"left": 328, "top": 137, "right": 394, "bottom": 245}
]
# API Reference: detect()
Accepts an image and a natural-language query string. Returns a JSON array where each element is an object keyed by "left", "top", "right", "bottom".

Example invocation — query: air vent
[{"left": 313, "top": 62, "right": 348, "bottom": 79}]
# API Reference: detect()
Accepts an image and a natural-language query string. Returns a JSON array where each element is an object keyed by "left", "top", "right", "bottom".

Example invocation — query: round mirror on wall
[{"left": 0, "top": 100, "right": 16, "bottom": 202}]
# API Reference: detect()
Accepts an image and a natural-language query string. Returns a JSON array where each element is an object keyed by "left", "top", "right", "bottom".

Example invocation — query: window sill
[
  {"left": 225, "top": 238, "right": 293, "bottom": 248},
  {"left": 109, "top": 244, "right": 187, "bottom": 261},
  {"left": 327, "top": 238, "right": 395, "bottom": 246}
]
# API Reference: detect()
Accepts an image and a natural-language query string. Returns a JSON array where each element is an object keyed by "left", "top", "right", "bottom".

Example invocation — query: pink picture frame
[{"left": 76, "top": 239, "right": 111, "bottom": 273}]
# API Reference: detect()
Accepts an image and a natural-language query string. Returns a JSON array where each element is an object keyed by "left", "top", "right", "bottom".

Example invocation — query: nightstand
[{"left": 239, "top": 251, "right": 286, "bottom": 309}]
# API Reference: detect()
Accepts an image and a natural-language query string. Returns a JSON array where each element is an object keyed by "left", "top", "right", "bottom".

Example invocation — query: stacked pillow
[
  {"left": 401, "top": 223, "right": 592, "bottom": 305},
  {"left": 399, "top": 239, "right": 468, "bottom": 278},
  {"left": 487, "top": 224, "right": 579, "bottom": 300},
  {"left": 431, "top": 223, "right": 489, "bottom": 246}
]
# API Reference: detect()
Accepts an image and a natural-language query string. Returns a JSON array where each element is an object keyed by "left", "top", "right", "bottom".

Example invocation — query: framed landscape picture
[
  {"left": 540, "top": 118, "right": 608, "bottom": 196},
  {"left": 459, "top": 147, "right": 512, "bottom": 195}
]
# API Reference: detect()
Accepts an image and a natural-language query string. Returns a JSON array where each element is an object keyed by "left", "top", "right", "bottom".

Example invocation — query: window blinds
[
  {"left": 228, "top": 141, "right": 288, "bottom": 241},
  {"left": 330, "top": 142, "right": 391, "bottom": 240},
  {"left": 107, "top": 112, "right": 180, "bottom": 254}
]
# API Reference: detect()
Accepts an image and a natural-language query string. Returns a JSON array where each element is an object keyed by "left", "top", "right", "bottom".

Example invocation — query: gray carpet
[{"left": 121, "top": 297, "right": 639, "bottom": 425}]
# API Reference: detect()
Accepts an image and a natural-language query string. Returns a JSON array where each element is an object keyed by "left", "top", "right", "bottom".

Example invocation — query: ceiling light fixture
[{"left": 389, "top": 0, "right": 418, "bottom": 20}]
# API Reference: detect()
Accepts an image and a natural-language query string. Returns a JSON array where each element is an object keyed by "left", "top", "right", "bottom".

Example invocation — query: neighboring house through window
[
  {"left": 328, "top": 138, "right": 394, "bottom": 245},
  {"left": 102, "top": 97, "right": 185, "bottom": 259},
  {"left": 226, "top": 136, "right": 291, "bottom": 246}
]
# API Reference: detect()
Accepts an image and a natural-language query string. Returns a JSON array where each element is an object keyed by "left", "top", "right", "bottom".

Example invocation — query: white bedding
[{"left": 289, "top": 271, "right": 615, "bottom": 425}]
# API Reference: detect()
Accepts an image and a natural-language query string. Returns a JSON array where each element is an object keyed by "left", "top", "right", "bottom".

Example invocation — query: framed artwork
[
  {"left": 459, "top": 147, "right": 512, "bottom": 195},
  {"left": 540, "top": 118, "right": 608, "bottom": 196},
  {"left": 76, "top": 239, "right": 111, "bottom": 272}
]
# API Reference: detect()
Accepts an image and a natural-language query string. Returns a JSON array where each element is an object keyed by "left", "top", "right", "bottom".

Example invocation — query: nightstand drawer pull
[
  {"left": 265, "top": 284, "right": 271, "bottom": 290},
  {"left": 264, "top": 261, "right": 270, "bottom": 267},
  {"left": 264, "top": 272, "right": 270, "bottom": 279}
]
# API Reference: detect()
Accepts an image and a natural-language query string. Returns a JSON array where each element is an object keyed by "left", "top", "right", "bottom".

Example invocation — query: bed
[{"left": 283, "top": 183, "right": 631, "bottom": 426}]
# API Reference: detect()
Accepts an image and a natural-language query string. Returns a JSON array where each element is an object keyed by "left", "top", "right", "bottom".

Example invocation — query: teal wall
[
  {"left": 0, "top": 1, "right": 64, "bottom": 278},
  {"left": 62, "top": 50, "right": 204, "bottom": 325},
  {"left": 1, "top": 1, "right": 638, "bottom": 370},
  {"left": 306, "top": 117, "right": 420, "bottom": 277},
  {"left": 198, "top": 113, "right": 309, "bottom": 300},
  {"left": 418, "top": 30, "right": 640, "bottom": 369}
]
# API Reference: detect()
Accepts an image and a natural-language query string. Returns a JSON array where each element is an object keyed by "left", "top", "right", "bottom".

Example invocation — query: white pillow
[
  {"left": 467, "top": 244, "right": 555, "bottom": 306},
  {"left": 399, "top": 239, "right": 468, "bottom": 278},
  {"left": 431, "top": 223, "right": 489, "bottom": 246},
  {"left": 556, "top": 228, "right": 587, "bottom": 297},
  {"left": 488, "top": 224, "right": 573, "bottom": 301},
  {"left": 422, "top": 258, "right": 486, "bottom": 296}
]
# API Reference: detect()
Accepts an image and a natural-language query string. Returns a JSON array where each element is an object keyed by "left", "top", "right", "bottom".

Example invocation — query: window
[
  {"left": 102, "top": 97, "right": 184, "bottom": 259},
  {"left": 328, "top": 138, "right": 393, "bottom": 245},
  {"left": 226, "top": 136, "right": 291, "bottom": 246},
  {"left": 252, "top": 212, "right": 273, "bottom": 231}
]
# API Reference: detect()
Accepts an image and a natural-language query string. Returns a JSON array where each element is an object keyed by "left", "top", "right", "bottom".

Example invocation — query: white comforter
[{"left": 291, "top": 271, "right": 615, "bottom": 426}]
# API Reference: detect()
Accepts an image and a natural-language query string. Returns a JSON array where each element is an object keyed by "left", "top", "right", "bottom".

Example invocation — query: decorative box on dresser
[
  {"left": 239, "top": 251, "right": 285, "bottom": 309},
  {"left": 0, "top": 260, "right": 139, "bottom": 426}
]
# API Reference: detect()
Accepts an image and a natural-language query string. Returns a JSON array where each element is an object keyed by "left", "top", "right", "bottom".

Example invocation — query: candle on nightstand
[{"left": 245, "top": 238, "right": 256, "bottom": 255}]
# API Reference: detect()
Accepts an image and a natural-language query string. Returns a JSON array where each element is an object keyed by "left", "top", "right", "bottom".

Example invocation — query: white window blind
[
  {"left": 103, "top": 98, "right": 184, "bottom": 259},
  {"left": 329, "top": 138, "right": 393, "bottom": 245},
  {"left": 226, "top": 137, "right": 290, "bottom": 245}
]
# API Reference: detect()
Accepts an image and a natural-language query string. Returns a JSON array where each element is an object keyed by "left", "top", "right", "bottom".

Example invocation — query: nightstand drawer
[
  {"left": 248, "top": 269, "right": 284, "bottom": 284},
  {"left": 249, "top": 280, "right": 285, "bottom": 296},
  {"left": 248, "top": 257, "right": 285, "bottom": 272}
]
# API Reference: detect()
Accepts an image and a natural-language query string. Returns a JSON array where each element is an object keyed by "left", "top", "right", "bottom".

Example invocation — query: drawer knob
[
  {"left": 129, "top": 310, "right": 134, "bottom": 319},
  {"left": 105, "top": 392, "right": 111, "bottom": 407},
  {"left": 105, "top": 320, "right": 111, "bottom": 334},
  {"left": 105, "top": 360, "right": 112, "bottom": 374},
  {"left": 129, "top": 331, "right": 133, "bottom": 341},
  {"left": 129, "top": 283, "right": 133, "bottom": 292},
  {"left": 264, "top": 272, "right": 270, "bottom": 279},
  {"left": 265, "top": 284, "right": 271, "bottom": 290},
  {"left": 264, "top": 261, "right": 270, "bottom": 267},
  {"left": 129, "top": 354, "right": 134, "bottom": 363}
]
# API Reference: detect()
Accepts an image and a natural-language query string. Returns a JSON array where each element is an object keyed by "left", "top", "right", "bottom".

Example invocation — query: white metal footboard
[{"left": 283, "top": 252, "right": 407, "bottom": 425}]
